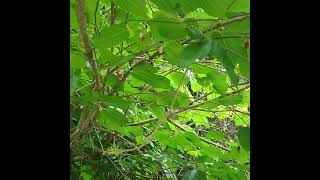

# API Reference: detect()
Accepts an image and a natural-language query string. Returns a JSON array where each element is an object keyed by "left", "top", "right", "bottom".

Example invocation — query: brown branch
[
  {"left": 75, "top": 0, "right": 103, "bottom": 92},
  {"left": 202, "top": 14, "right": 250, "bottom": 34},
  {"left": 110, "top": 2, "right": 116, "bottom": 25}
]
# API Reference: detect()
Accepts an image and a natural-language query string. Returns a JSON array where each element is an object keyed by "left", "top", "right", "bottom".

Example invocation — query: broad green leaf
[
  {"left": 180, "top": 40, "right": 212, "bottom": 67},
  {"left": 104, "top": 74, "right": 118, "bottom": 88},
  {"left": 70, "top": 52, "right": 86, "bottom": 69},
  {"left": 180, "top": 110, "right": 211, "bottom": 126},
  {"left": 226, "top": 18, "right": 250, "bottom": 33},
  {"left": 70, "top": 1, "right": 78, "bottom": 28},
  {"left": 177, "top": 0, "right": 231, "bottom": 18},
  {"left": 135, "top": 136, "right": 145, "bottom": 144},
  {"left": 112, "top": 0, "right": 148, "bottom": 18},
  {"left": 229, "top": 146, "right": 249, "bottom": 164},
  {"left": 220, "top": 55, "right": 239, "bottom": 86},
  {"left": 197, "top": 0, "right": 231, "bottom": 18},
  {"left": 92, "top": 24, "right": 129, "bottom": 49},
  {"left": 86, "top": 0, "right": 99, "bottom": 23},
  {"left": 171, "top": 133, "right": 195, "bottom": 150},
  {"left": 238, "top": 127, "right": 250, "bottom": 152},
  {"left": 98, "top": 50, "right": 121, "bottom": 64},
  {"left": 131, "top": 64, "right": 171, "bottom": 89},
  {"left": 216, "top": 94, "right": 242, "bottom": 105},
  {"left": 184, "top": 131, "right": 206, "bottom": 148},
  {"left": 187, "top": 28, "right": 206, "bottom": 40},
  {"left": 202, "top": 146, "right": 224, "bottom": 158},
  {"left": 167, "top": 72, "right": 189, "bottom": 88},
  {"left": 165, "top": 42, "right": 183, "bottom": 65},
  {"left": 108, "top": 52, "right": 137, "bottom": 68},
  {"left": 239, "top": 59, "right": 250, "bottom": 80},
  {"left": 98, "top": 109, "right": 128, "bottom": 130},
  {"left": 191, "top": 64, "right": 228, "bottom": 95},
  {"left": 154, "top": 130, "right": 176, "bottom": 148},
  {"left": 148, "top": 105, "right": 167, "bottom": 123},
  {"left": 182, "top": 169, "right": 207, "bottom": 180},
  {"left": 205, "top": 130, "right": 225, "bottom": 140},
  {"left": 150, "top": 12, "right": 188, "bottom": 40},
  {"left": 176, "top": 0, "right": 198, "bottom": 13},
  {"left": 211, "top": 41, "right": 239, "bottom": 85},
  {"left": 228, "top": 0, "right": 250, "bottom": 13},
  {"left": 100, "top": 96, "right": 130, "bottom": 109},
  {"left": 156, "top": 92, "right": 189, "bottom": 108},
  {"left": 149, "top": 0, "right": 178, "bottom": 13},
  {"left": 206, "top": 71, "right": 228, "bottom": 95}
]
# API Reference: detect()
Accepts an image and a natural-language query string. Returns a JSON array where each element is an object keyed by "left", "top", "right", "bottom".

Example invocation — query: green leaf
[
  {"left": 70, "top": 1, "right": 78, "bottom": 28},
  {"left": 202, "top": 146, "right": 224, "bottom": 158},
  {"left": 149, "top": 0, "right": 178, "bottom": 13},
  {"left": 165, "top": 42, "right": 184, "bottom": 65},
  {"left": 98, "top": 109, "right": 128, "bottom": 130},
  {"left": 100, "top": 96, "right": 130, "bottom": 109},
  {"left": 108, "top": 52, "right": 137, "bottom": 68},
  {"left": 98, "top": 50, "right": 121, "bottom": 64},
  {"left": 184, "top": 131, "right": 205, "bottom": 148},
  {"left": 148, "top": 105, "right": 167, "bottom": 123},
  {"left": 104, "top": 74, "right": 118, "bottom": 88},
  {"left": 131, "top": 64, "right": 171, "bottom": 89},
  {"left": 226, "top": 18, "right": 250, "bottom": 33},
  {"left": 211, "top": 41, "right": 239, "bottom": 85},
  {"left": 228, "top": 0, "right": 250, "bottom": 13},
  {"left": 167, "top": 72, "right": 189, "bottom": 88},
  {"left": 112, "top": 0, "right": 148, "bottom": 18},
  {"left": 207, "top": 71, "right": 228, "bottom": 95},
  {"left": 86, "top": 0, "right": 99, "bottom": 23},
  {"left": 150, "top": 12, "right": 188, "bottom": 40},
  {"left": 182, "top": 169, "right": 207, "bottom": 180},
  {"left": 216, "top": 94, "right": 242, "bottom": 105},
  {"left": 238, "top": 127, "right": 250, "bottom": 152},
  {"left": 156, "top": 92, "right": 189, "bottom": 108},
  {"left": 239, "top": 59, "right": 250, "bottom": 80},
  {"left": 154, "top": 130, "right": 176, "bottom": 148},
  {"left": 197, "top": 0, "right": 230, "bottom": 18},
  {"left": 180, "top": 41, "right": 212, "bottom": 67},
  {"left": 205, "top": 130, "right": 225, "bottom": 140},
  {"left": 92, "top": 24, "right": 129, "bottom": 49},
  {"left": 70, "top": 52, "right": 86, "bottom": 69},
  {"left": 177, "top": 0, "right": 231, "bottom": 18}
]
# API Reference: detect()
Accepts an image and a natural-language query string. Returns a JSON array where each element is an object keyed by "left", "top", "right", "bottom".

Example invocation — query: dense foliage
[{"left": 70, "top": 0, "right": 250, "bottom": 179}]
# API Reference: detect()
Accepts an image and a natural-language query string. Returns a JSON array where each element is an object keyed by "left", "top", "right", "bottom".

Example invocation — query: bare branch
[{"left": 75, "top": 0, "right": 103, "bottom": 92}]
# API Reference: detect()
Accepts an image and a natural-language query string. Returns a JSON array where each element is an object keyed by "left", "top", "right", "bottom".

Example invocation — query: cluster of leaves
[{"left": 70, "top": 0, "right": 250, "bottom": 179}]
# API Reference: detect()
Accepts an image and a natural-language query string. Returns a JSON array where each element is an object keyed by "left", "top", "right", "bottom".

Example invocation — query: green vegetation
[{"left": 70, "top": 0, "right": 250, "bottom": 179}]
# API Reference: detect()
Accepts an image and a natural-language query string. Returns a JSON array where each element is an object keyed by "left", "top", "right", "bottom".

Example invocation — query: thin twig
[
  {"left": 94, "top": 0, "right": 101, "bottom": 33},
  {"left": 180, "top": 14, "right": 250, "bottom": 44},
  {"left": 123, "top": 18, "right": 220, "bottom": 24}
]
